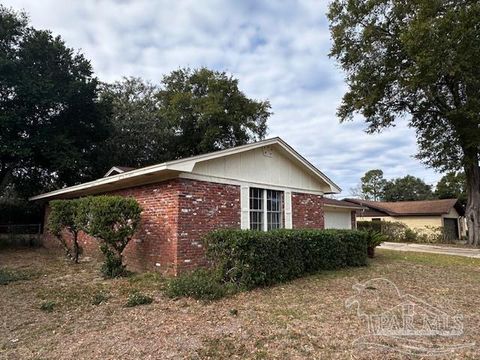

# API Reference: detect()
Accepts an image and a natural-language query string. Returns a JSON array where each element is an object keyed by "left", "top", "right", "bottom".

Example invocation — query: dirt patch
[{"left": 1, "top": 248, "right": 479, "bottom": 359}]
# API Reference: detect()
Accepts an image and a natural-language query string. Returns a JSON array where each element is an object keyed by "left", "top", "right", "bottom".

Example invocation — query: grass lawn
[{"left": 1, "top": 248, "right": 479, "bottom": 359}]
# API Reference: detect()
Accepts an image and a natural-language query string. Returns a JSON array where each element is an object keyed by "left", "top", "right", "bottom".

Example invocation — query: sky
[{"left": 4, "top": 0, "right": 443, "bottom": 196}]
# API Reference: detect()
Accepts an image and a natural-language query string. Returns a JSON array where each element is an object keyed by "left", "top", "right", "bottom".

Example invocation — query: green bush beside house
[
  {"left": 357, "top": 220, "right": 446, "bottom": 244},
  {"left": 47, "top": 196, "right": 142, "bottom": 278},
  {"left": 166, "top": 229, "right": 368, "bottom": 300}
]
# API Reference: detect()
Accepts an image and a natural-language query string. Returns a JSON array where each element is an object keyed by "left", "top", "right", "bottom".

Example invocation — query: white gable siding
[
  {"left": 324, "top": 209, "right": 352, "bottom": 229},
  {"left": 191, "top": 145, "right": 331, "bottom": 193}
]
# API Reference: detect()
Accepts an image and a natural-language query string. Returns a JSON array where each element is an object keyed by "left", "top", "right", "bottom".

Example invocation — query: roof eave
[
  {"left": 30, "top": 137, "right": 343, "bottom": 201},
  {"left": 29, "top": 164, "right": 171, "bottom": 201},
  {"left": 323, "top": 204, "right": 365, "bottom": 210},
  {"left": 275, "top": 138, "right": 342, "bottom": 193}
]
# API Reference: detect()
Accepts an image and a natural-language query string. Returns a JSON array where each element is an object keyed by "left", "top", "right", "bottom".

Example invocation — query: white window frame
[
  {"left": 249, "top": 187, "right": 283, "bottom": 231},
  {"left": 241, "top": 186, "right": 293, "bottom": 230}
]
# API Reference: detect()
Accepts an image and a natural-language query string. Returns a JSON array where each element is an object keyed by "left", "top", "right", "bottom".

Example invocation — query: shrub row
[
  {"left": 357, "top": 221, "right": 446, "bottom": 243},
  {"left": 203, "top": 229, "right": 368, "bottom": 289}
]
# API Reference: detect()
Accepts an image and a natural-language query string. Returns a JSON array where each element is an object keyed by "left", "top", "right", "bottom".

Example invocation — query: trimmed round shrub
[
  {"left": 47, "top": 199, "right": 83, "bottom": 262},
  {"left": 81, "top": 196, "right": 142, "bottom": 278}
]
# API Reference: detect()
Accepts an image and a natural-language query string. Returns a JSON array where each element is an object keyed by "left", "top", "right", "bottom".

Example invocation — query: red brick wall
[
  {"left": 176, "top": 179, "right": 240, "bottom": 272},
  {"left": 42, "top": 178, "right": 240, "bottom": 275},
  {"left": 292, "top": 192, "right": 325, "bottom": 229},
  {"left": 43, "top": 180, "right": 181, "bottom": 274},
  {"left": 111, "top": 180, "right": 180, "bottom": 274},
  {"left": 43, "top": 181, "right": 338, "bottom": 274}
]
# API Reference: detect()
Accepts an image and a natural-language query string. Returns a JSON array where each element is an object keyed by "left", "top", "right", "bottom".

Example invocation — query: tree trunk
[
  {"left": 55, "top": 235, "right": 73, "bottom": 260},
  {"left": 72, "top": 231, "right": 80, "bottom": 264},
  {"left": 0, "top": 167, "right": 13, "bottom": 193},
  {"left": 464, "top": 159, "right": 480, "bottom": 246}
]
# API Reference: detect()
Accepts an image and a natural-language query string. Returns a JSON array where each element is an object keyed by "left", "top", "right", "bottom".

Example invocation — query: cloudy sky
[{"left": 5, "top": 0, "right": 442, "bottom": 195}]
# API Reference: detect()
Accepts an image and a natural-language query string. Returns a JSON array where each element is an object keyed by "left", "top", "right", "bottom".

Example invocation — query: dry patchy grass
[{"left": 0, "top": 247, "right": 479, "bottom": 359}]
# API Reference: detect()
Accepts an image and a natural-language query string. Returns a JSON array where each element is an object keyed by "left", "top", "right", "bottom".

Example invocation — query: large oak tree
[
  {"left": 99, "top": 78, "right": 172, "bottom": 170},
  {"left": 158, "top": 68, "right": 270, "bottom": 159},
  {"left": 329, "top": 0, "right": 480, "bottom": 245},
  {"left": 0, "top": 6, "right": 108, "bottom": 198},
  {"left": 101, "top": 69, "right": 271, "bottom": 169}
]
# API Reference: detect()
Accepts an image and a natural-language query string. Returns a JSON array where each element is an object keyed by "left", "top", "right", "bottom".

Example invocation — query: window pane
[
  {"left": 267, "top": 190, "right": 283, "bottom": 230},
  {"left": 250, "top": 211, "right": 263, "bottom": 231},
  {"left": 250, "top": 188, "right": 263, "bottom": 210},
  {"left": 249, "top": 188, "right": 264, "bottom": 230}
]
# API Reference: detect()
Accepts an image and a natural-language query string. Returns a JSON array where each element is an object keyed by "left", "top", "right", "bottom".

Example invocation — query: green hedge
[
  {"left": 357, "top": 220, "right": 446, "bottom": 244},
  {"left": 357, "top": 220, "right": 409, "bottom": 242},
  {"left": 203, "top": 229, "right": 367, "bottom": 289}
]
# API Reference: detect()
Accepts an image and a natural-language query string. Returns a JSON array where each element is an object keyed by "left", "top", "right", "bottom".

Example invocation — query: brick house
[{"left": 32, "top": 137, "right": 362, "bottom": 275}]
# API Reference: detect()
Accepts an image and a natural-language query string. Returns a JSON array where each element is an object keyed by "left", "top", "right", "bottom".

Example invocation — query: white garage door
[{"left": 324, "top": 210, "right": 352, "bottom": 229}]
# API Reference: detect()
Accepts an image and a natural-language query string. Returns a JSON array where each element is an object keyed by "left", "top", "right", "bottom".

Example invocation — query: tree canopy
[
  {"left": 356, "top": 169, "right": 434, "bottom": 202},
  {"left": 0, "top": 6, "right": 109, "bottom": 198},
  {"left": 328, "top": 0, "right": 480, "bottom": 244},
  {"left": 99, "top": 78, "right": 172, "bottom": 170},
  {"left": 100, "top": 69, "right": 271, "bottom": 169},
  {"left": 383, "top": 175, "right": 433, "bottom": 202},
  {"left": 435, "top": 172, "right": 467, "bottom": 206},
  {"left": 1, "top": 5, "right": 271, "bottom": 202},
  {"left": 159, "top": 68, "right": 270, "bottom": 159},
  {"left": 360, "top": 169, "right": 386, "bottom": 201}
]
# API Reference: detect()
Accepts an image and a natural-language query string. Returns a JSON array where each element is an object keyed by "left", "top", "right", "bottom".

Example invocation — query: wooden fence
[{"left": 0, "top": 224, "right": 42, "bottom": 247}]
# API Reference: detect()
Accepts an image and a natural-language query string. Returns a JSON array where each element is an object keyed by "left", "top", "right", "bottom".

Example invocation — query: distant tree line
[
  {"left": 352, "top": 169, "right": 466, "bottom": 205},
  {"left": 0, "top": 6, "right": 271, "bottom": 223}
]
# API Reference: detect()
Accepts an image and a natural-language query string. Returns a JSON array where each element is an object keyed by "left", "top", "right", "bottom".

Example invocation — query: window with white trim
[{"left": 249, "top": 188, "right": 283, "bottom": 231}]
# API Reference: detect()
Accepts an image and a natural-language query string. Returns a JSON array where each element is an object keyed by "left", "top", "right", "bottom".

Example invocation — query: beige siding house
[{"left": 344, "top": 198, "right": 465, "bottom": 240}]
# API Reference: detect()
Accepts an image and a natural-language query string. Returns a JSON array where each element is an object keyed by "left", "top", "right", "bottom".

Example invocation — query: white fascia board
[
  {"left": 165, "top": 161, "right": 196, "bottom": 172},
  {"left": 274, "top": 138, "right": 342, "bottom": 193},
  {"left": 29, "top": 164, "right": 169, "bottom": 200}
]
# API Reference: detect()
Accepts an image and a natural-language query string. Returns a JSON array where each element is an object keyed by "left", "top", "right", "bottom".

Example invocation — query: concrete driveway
[{"left": 381, "top": 242, "right": 480, "bottom": 259}]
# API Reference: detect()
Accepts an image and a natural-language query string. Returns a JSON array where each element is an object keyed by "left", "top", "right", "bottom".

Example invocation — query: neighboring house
[
  {"left": 31, "top": 137, "right": 362, "bottom": 275},
  {"left": 103, "top": 166, "right": 136, "bottom": 177},
  {"left": 344, "top": 198, "right": 465, "bottom": 240}
]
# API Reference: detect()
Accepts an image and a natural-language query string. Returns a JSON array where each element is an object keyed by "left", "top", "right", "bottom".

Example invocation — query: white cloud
[{"left": 4, "top": 0, "right": 442, "bottom": 193}]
